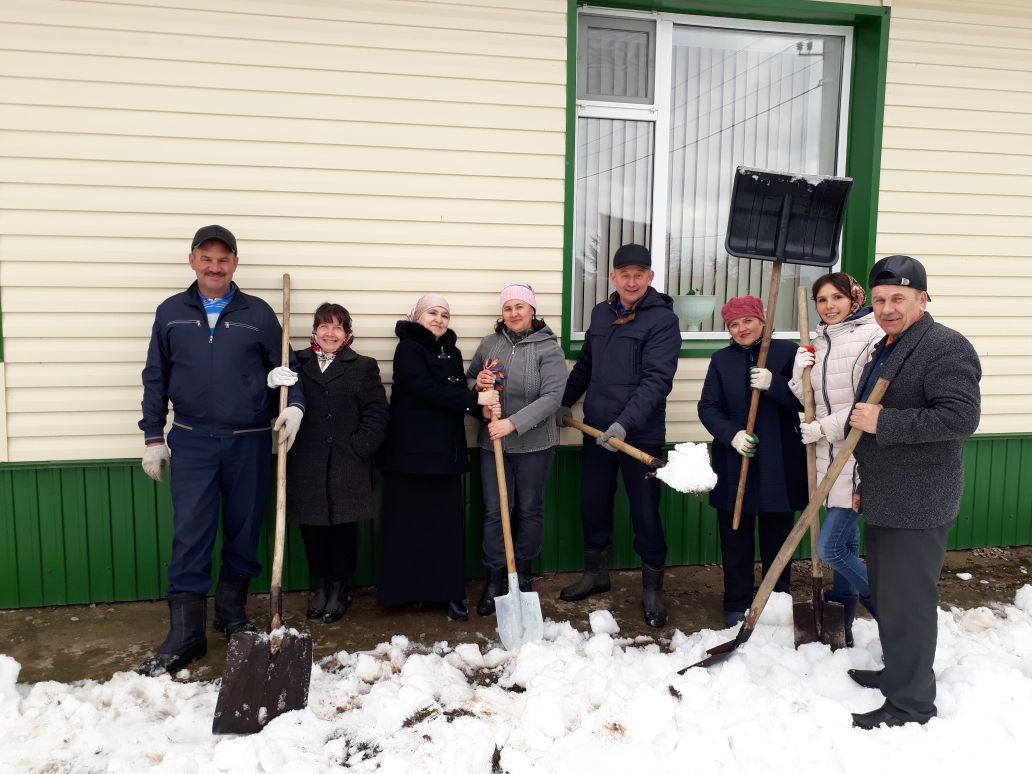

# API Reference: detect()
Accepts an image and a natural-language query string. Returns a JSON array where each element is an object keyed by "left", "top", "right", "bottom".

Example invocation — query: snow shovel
[
  {"left": 678, "top": 376, "right": 889, "bottom": 672},
  {"left": 561, "top": 416, "right": 664, "bottom": 470},
  {"left": 212, "top": 273, "right": 313, "bottom": 735},
  {"left": 492, "top": 437, "right": 544, "bottom": 650},
  {"left": 791, "top": 286, "right": 846, "bottom": 649},
  {"left": 726, "top": 167, "right": 853, "bottom": 530}
]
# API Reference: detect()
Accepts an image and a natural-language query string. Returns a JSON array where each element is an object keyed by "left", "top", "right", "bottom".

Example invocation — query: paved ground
[{"left": 2, "top": 546, "right": 1029, "bottom": 684}]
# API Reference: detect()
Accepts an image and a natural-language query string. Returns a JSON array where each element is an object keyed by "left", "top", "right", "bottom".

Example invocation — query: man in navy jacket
[
  {"left": 556, "top": 244, "right": 681, "bottom": 627},
  {"left": 137, "top": 225, "right": 304, "bottom": 676}
]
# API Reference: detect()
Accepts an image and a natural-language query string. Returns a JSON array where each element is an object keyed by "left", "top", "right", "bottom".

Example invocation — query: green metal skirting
[{"left": 1, "top": 436, "right": 1030, "bottom": 609}]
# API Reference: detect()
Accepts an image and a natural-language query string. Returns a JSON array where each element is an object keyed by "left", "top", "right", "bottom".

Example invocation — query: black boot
[
  {"left": 307, "top": 577, "right": 329, "bottom": 620},
  {"left": 137, "top": 593, "right": 208, "bottom": 676},
  {"left": 322, "top": 579, "right": 350, "bottom": 623},
  {"left": 448, "top": 600, "right": 469, "bottom": 621},
  {"left": 642, "top": 563, "right": 667, "bottom": 628},
  {"left": 476, "top": 568, "right": 507, "bottom": 616},
  {"left": 559, "top": 548, "right": 611, "bottom": 602},
  {"left": 826, "top": 590, "right": 858, "bottom": 647},
  {"left": 516, "top": 559, "right": 533, "bottom": 593},
  {"left": 212, "top": 569, "right": 256, "bottom": 637}
]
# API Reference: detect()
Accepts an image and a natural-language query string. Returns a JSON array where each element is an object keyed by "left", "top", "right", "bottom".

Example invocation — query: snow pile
[
  {"left": 656, "top": 442, "right": 718, "bottom": 494},
  {"left": 3, "top": 589, "right": 1032, "bottom": 773}
]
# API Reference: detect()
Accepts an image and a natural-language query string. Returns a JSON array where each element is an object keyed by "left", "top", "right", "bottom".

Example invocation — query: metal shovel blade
[
  {"left": 495, "top": 571, "right": 543, "bottom": 650},
  {"left": 793, "top": 596, "right": 846, "bottom": 650},
  {"left": 212, "top": 627, "right": 313, "bottom": 735}
]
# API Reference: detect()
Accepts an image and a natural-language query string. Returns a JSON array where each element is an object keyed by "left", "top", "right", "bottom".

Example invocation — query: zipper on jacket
[
  {"left": 166, "top": 319, "right": 202, "bottom": 328},
  {"left": 820, "top": 330, "right": 834, "bottom": 417},
  {"left": 224, "top": 320, "right": 260, "bottom": 332}
]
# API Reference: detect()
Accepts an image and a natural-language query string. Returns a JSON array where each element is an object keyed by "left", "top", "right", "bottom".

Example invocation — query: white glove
[
  {"left": 273, "top": 405, "right": 303, "bottom": 451},
  {"left": 731, "top": 430, "right": 758, "bottom": 457},
  {"left": 800, "top": 420, "right": 823, "bottom": 445},
  {"left": 477, "top": 389, "right": 500, "bottom": 406},
  {"left": 749, "top": 367, "right": 772, "bottom": 391},
  {"left": 266, "top": 366, "right": 298, "bottom": 388},
  {"left": 792, "top": 347, "right": 816, "bottom": 383},
  {"left": 142, "top": 444, "right": 170, "bottom": 482}
]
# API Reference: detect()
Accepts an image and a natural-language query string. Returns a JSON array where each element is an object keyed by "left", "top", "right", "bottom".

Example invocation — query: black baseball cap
[
  {"left": 191, "top": 224, "right": 237, "bottom": 254},
  {"left": 612, "top": 243, "right": 651, "bottom": 270},
  {"left": 869, "top": 254, "right": 930, "bottom": 300}
]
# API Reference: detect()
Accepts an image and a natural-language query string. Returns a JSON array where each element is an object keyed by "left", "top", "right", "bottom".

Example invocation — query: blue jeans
[
  {"left": 817, "top": 506, "right": 875, "bottom": 617},
  {"left": 480, "top": 446, "right": 555, "bottom": 570}
]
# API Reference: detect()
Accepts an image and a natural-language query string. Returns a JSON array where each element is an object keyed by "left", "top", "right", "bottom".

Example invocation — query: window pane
[
  {"left": 578, "top": 15, "right": 655, "bottom": 103},
  {"left": 574, "top": 118, "right": 654, "bottom": 332},
  {"left": 665, "top": 27, "right": 845, "bottom": 332}
]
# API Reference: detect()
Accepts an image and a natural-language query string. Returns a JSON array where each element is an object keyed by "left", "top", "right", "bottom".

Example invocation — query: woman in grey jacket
[{"left": 467, "top": 283, "right": 567, "bottom": 615}]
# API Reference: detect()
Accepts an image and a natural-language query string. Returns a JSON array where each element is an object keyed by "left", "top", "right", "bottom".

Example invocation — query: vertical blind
[{"left": 666, "top": 27, "right": 845, "bottom": 332}]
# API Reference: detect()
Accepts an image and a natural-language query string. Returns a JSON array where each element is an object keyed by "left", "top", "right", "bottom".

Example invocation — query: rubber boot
[
  {"left": 212, "top": 569, "right": 256, "bottom": 637},
  {"left": 307, "top": 577, "right": 329, "bottom": 620},
  {"left": 559, "top": 548, "right": 610, "bottom": 602},
  {"left": 137, "top": 593, "right": 208, "bottom": 676},
  {"left": 516, "top": 559, "right": 533, "bottom": 593},
  {"left": 476, "top": 568, "right": 507, "bottom": 616},
  {"left": 826, "top": 590, "right": 858, "bottom": 647},
  {"left": 641, "top": 563, "right": 667, "bottom": 628},
  {"left": 322, "top": 579, "right": 350, "bottom": 623}
]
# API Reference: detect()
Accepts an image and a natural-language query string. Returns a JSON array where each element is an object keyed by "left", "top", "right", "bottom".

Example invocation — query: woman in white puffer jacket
[{"left": 789, "top": 272, "right": 883, "bottom": 644}]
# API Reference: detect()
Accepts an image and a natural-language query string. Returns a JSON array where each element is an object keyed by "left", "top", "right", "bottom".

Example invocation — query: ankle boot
[
  {"left": 307, "top": 577, "right": 329, "bottom": 620},
  {"left": 212, "top": 569, "right": 256, "bottom": 637},
  {"left": 559, "top": 548, "right": 611, "bottom": 602},
  {"left": 138, "top": 593, "right": 208, "bottom": 676},
  {"left": 322, "top": 579, "right": 350, "bottom": 623},
  {"left": 516, "top": 559, "right": 533, "bottom": 593},
  {"left": 476, "top": 568, "right": 507, "bottom": 616},
  {"left": 641, "top": 563, "right": 667, "bottom": 628}
]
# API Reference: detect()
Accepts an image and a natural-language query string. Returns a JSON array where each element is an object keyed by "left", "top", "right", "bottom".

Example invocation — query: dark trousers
[
  {"left": 866, "top": 520, "right": 953, "bottom": 722},
  {"left": 299, "top": 522, "right": 358, "bottom": 581},
  {"left": 580, "top": 437, "right": 667, "bottom": 567},
  {"left": 717, "top": 509, "right": 794, "bottom": 613},
  {"left": 480, "top": 446, "right": 555, "bottom": 570},
  {"left": 166, "top": 427, "right": 272, "bottom": 596}
]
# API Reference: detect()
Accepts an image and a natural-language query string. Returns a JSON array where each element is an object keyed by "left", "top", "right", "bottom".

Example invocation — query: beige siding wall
[
  {"left": 2, "top": 0, "right": 1030, "bottom": 462},
  {"left": 877, "top": 0, "right": 1032, "bottom": 435},
  {"left": 0, "top": 0, "right": 567, "bottom": 462}
]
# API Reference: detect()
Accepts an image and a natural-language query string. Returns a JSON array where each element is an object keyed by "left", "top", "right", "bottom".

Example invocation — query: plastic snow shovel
[
  {"left": 725, "top": 167, "right": 853, "bottom": 530},
  {"left": 212, "top": 273, "right": 313, "bottom": 735},
  {"left": 678, "top": 376, "right": 889, "bottom": 672},
  {"left": 561, "top": 417, "right": 664, "bottom": 470},
  {"left": 791, "top": 287, "right": 846, "bottom": 649},
  {"left": 492, "top": 437, "right": 544, "bottom": 650}
]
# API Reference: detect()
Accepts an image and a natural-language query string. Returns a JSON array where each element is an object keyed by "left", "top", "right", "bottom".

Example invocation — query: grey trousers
[
  {"left": 479, "top": 446, "right": 555, "bottom": 570},
  {"left": 866, "top": 520, "right": 954, "bottom": 722}
]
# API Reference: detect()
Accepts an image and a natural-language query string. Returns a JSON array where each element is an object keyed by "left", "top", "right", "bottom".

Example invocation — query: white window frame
[{"left": 572, "top": 7, "right": 854, "bottom": 340}]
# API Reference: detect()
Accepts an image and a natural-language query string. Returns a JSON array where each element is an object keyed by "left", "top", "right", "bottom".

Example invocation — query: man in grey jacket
[{"left": 846, "top": 255, "right": 981, "bottom": 729}]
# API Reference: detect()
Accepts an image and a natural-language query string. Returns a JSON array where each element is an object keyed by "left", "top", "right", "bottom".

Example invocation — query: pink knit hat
[
  {"left": 407, "top": 293, "right": 450, "bottom": 323},
  {"left": 500, "top": 283, "right": 537, "bottom": 310},
  {"left": 721, "top": 295, "right": 765, "bottom": 325}
]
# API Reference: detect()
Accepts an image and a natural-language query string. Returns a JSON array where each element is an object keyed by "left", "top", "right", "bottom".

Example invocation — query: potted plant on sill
[{"left": 672, "top": 288, "right": 717, "bottom": 331}]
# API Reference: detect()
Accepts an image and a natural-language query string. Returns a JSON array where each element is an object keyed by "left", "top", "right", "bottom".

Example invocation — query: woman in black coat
[
  {"left": 376, "top": 294, "right": 497, "bottom": 620},
  {"left": 697, "top": 295, "right": 808, "bottom": 627},
  {"left": 286, "top": 302, "right": 389, "bottom": 623}
]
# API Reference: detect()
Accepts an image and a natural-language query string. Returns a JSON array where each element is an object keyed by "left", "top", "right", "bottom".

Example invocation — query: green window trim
[{"left": 561, "top": 0, "right": 890, "bottom": 359}]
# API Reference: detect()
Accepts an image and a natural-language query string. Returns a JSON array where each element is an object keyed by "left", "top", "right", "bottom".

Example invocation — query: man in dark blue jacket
[
  {"left": 137, "top": 225, "right": 305, "bottom": 676},
  {"left": 556, "top": 244, "right": 681, "bottom": 627}
]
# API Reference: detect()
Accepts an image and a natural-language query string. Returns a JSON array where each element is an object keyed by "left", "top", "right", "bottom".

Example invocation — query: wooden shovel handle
[
  {"left": 493, "top": 438, "right": 517, "bottom": 574},
  {"left": 732, "top": 260, "right": 783, "bottom": 529},
  {"left": 742, "top": 377, "right": 889, "bottom": 632},
  {"left": 797, "top": 287, "right": 821, "bottom": 579},
  {"left": 270, "top": 273, "right": 290, "bottom": 629},
  {"left": 561, "top": 416, "right": 664, "bottom": 469}
]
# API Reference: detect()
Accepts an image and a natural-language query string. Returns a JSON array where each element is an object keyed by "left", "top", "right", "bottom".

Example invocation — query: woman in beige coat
[{"left": 789, "top": 272, "right": 883, "bottom": 644}]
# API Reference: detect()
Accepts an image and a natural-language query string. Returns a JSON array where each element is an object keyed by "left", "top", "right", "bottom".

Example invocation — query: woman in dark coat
[
  {"left": 697, "top": 295, "right": 808, "bottom": 626},
  {"left": 286, "top": 302, "right": 389, "bottom": 623},
  {"left": 376, "top": 294, "right": 498, "bottom": 620}
]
